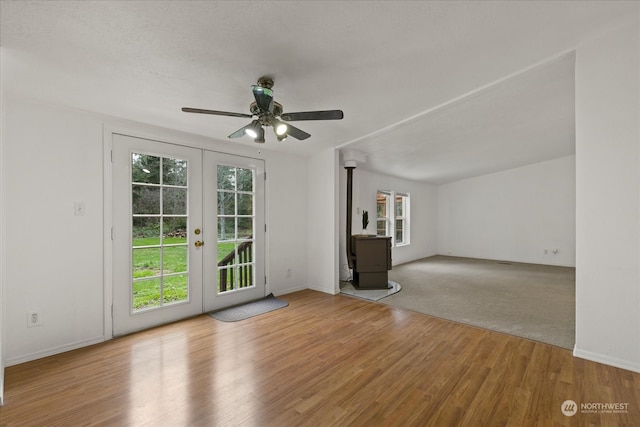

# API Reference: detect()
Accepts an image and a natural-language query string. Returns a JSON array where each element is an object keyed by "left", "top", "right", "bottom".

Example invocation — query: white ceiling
[
  {"left": 347, "top": 52, "right": 576, "bottom": 184},
  {"left": 1, "top": 1, "right": 635, "bottom": 183}
]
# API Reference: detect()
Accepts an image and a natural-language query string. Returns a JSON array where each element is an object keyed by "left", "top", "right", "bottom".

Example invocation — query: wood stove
[{"left": 345, "top": 162, "right": 392, "bottom": 289}]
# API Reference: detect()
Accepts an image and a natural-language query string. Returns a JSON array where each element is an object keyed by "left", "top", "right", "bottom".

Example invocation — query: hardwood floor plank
[{"left": 1, "top": 290, "right": 639, "bottom": 426}]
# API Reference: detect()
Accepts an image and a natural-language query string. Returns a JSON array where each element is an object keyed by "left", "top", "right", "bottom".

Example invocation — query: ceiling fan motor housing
[{"left": 250, "top": 101, "right": 283, "bottom": 127}]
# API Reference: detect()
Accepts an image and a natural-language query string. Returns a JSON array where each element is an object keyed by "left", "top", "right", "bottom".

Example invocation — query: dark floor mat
[{"left": 208, "top": 293, "right": 288, "bottom": 322}]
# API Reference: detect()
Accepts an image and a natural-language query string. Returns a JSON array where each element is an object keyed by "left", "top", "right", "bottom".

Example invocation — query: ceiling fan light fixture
[
  {"left": 244, "top": 120, "right": 261, "bottom": 138},
  {"left": 277, "top": 133, "right": 288, "bottom": 142},
  {"left": 274, "top": 121, "right": 288, "bottom": 136}
]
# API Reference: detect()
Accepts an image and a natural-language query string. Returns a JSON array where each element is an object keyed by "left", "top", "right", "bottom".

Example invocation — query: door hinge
[
  {"left": 111, "top": 227, "right": 115, "bottom": 240},
  {"left": 111, "top": 304, "right": 114, "bottom": 318},
  {"left": 265, "top": 224, "right": 267, "bottom": 232},
  {"left": 264, "top": 171, "right": 267, "bottom": 180},
  {"left": 110, "top": 150, "right": 113, "bottom": 163},
  {"left": 265, "top": 276, "right": 267, "bottom": 285}
]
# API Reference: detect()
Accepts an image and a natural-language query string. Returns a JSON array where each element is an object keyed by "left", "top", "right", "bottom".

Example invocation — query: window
[
  {"left": 376, "top": 190, "right": 410, "bottom": 246},
  {"left": 395, "top": 193, "right": 409, "bottom": 245},
  {"left": 376, "top": 191, "right": 391, "bottom": 237}
]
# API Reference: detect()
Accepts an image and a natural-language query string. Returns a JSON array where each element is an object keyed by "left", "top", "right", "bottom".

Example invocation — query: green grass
[
  {"left": 133, "top": 275, "right": 188, "bottom": 311},
  {"left": 131, "top": 237, "right": 239, "bottom": 310},
  {"left": 217, "top": 242, "right": 236, "bottom": 262}
]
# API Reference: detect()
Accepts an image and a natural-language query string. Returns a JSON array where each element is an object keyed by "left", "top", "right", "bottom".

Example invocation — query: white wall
[
  {"left": 574, "top": 17, "right": 640, "bottom": 372},
  {"left": 266, "top": 151, "right": 309, "bottom": 296},
  {"left": 437, "top": 156, "right": 576, "bottom": 267},
  {"left": 4, "top": 96, "right": 105, "bottom": 366},
  {"left": 338, "top": 163, "right": 438, "bottom": 279},
  {"left": 2, "top": 95, "right": 310, "bottom": 365},
  {"left": 307, "top": 148, "right": 339, "bottom": 294}
]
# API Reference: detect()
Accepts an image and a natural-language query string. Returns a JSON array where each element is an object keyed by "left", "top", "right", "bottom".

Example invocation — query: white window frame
[
  {"left": 394, "top": 192, "right": 410, "bottom": 246},
  {"left": 376, "top": 190, "right": 410, "bottom": 247},
  {"left": 376, "top": 191, "right": 392, "bottom": 237}
]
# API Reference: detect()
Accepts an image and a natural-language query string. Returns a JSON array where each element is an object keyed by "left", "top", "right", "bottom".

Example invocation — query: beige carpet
[{"left": 381, "top": 255, "right": 575, "bottom": 349}]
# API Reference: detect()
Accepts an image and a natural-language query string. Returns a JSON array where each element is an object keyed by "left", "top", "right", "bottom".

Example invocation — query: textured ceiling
[{"left": 1, "top": 1, "right": 636, "bottom": 183}]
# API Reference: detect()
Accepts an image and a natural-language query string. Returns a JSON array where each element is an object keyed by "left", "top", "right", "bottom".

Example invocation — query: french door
[
  {"left": 203, "top": 151, "right": 265, "bottom": 311},
  {"left": 112, "top": 134, "right": 265, "bottom": 336}
]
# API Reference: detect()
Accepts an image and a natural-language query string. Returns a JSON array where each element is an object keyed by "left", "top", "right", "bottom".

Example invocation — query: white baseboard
[
  {"left": 5, "top": 336, "right": 106, "bottom": 367},
  {"left": 573, "top": 345, "right": 640, "bottom": 373},
  {"left": 307, "top": 284, "right": 339, "bottom": 295},
  {"left": 272, "top": 285, "right": 308, "bottom": 297}
]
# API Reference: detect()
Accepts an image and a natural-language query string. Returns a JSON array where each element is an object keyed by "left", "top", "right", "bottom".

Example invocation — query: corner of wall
[{"left": 574, "top": 15, "right": 640, "bottom": 371}]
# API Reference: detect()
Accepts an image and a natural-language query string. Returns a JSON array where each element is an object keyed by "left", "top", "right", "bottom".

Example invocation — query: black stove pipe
[{"left": 345, "top": 165, "right": 355, "bottom": 269}]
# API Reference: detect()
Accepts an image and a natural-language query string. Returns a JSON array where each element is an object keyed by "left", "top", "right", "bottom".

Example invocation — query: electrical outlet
[{"left": 27, "top": 311, "right": 42, "bottom": 328}]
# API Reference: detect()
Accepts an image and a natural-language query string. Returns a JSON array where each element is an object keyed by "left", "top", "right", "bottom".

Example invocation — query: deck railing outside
[{"left": 217, "top": 239, "right": 253, "bottom": 292}]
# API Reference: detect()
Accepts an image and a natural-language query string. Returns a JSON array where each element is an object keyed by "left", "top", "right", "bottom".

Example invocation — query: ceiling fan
[{"left": 182, "top": 76, "right": 344, "bottom": 143}]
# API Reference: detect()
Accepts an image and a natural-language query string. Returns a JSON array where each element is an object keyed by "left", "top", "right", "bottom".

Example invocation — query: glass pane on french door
[
  {"left": 131, "top": 154, "right": 189, "bottom": 311},
  {"left": 217, "top": 165, "right": 256, "bottom": 293}
]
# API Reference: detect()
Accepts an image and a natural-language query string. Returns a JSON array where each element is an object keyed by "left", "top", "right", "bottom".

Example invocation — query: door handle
[{"left": 195, "top": 240, "right": 204, "bottom": 247}]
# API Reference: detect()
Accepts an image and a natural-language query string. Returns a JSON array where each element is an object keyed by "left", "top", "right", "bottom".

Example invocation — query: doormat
[{"left": 208, "top": 293, "right": 288, "bottom": 322}]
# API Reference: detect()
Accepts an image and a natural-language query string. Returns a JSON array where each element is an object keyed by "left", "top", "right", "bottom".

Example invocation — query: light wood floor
[{"left": 1, "top": 290, "right": 639, "bottom": 426}]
